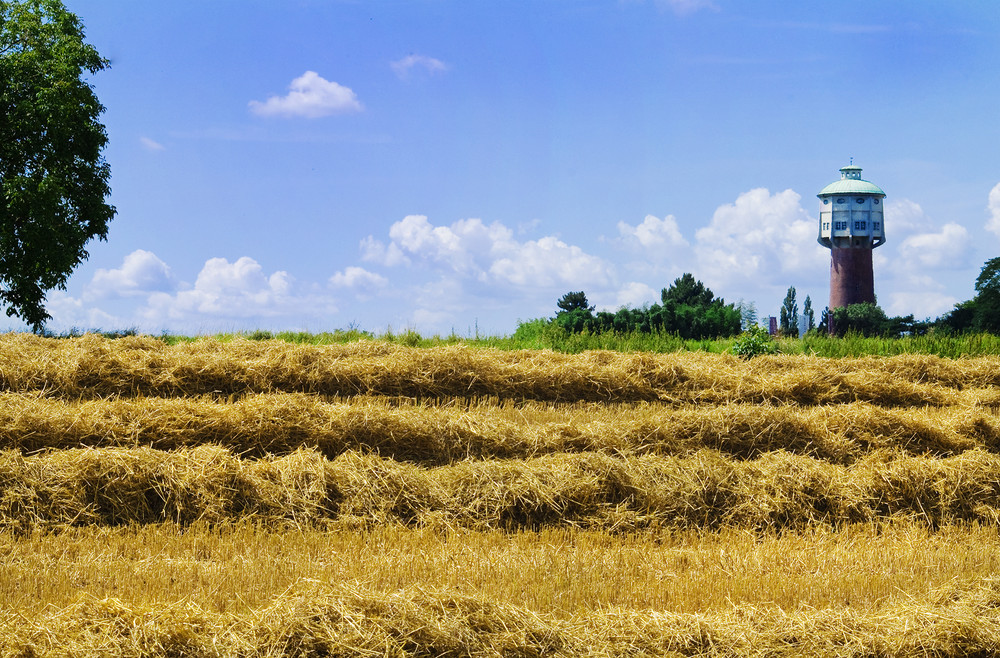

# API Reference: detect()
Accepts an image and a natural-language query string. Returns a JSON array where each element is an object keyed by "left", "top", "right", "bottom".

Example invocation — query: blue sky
[{"left": 33, "top": 0, "right": 1000, "bottom": 335}]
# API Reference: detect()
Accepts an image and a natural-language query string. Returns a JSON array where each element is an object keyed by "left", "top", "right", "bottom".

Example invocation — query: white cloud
[
  {"left": 391, "top": 54, "right": 448, "bottom": 79},
  {"left": 360, "top": 236, "right": 410, "bottom": 267},
  {"left": 987, "top": 182, "right": 1000, "bottom": 238},
  {"left": 139, "top": 137, "right": 165, "bottom": 152},
  {"left": 615, "top": 282, "right": 658, "bottom": 308},
  {"left": 896, "top": 223, "right": 971, "bottom": 269},
  {"left": 47, "top": 290, "right": 123, "bottom": 330},
  {"left": 249, "top": 71, "right": 362, "bottom": 118},
  {"left": 330, "top": 266, "right": 388, "bottom": 295},
  {"left": 140, "top": 257, "right": 335, "bottom": 327},
  {"left": 885, "top": 199, "right": 932, "bottom": 234},
  {"left": 693, "top": 188, "right": 823, "bottom": 290},
  {"left": 617, "top": 214, "right": 689, "bottom": 249},
  {"left": 86, "top": 250, "right": 175, "bottom": 300},
  {"left": 490, "top": 237, "right": 612, "bottom": 288},
  {"left": 885, "top": 290, "right": 958, "bottom": 320},
  {"left": 367, "top": 215, "right": 612, "bottom": 289}
]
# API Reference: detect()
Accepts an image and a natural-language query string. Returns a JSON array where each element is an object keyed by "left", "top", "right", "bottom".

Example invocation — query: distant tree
[
  {"left": 661, "top": 273, "right": 714, "bottom": 307},
  {"left": 973, "top": 257, "right": 1000, "bottom": 333},
  {"left": 937, "top": 257, "right": 1000, "bottom": 334},
  {"left": 779, "top": 286, "right": 799, "bottom": 338},
  {"left": 803, "top": 296, "right": 815, "bottom": 333},
  {"left": 830, "top": 303, "right": 890, "bottom": 337},
  {"left": 660, "top": 273, "right": 741, "bottom": 339},
  {"left": 0, "top": 0, "right": 116, "bottom": 331},
  {"left": 736, "top": 299, "right": 758, "bottom": 331},
  {"left": 556, "top": 291, "right": 594, "bottom": 314}
]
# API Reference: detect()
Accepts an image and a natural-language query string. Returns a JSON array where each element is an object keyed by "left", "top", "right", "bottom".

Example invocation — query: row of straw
[
  {"left": 7, "top": 579, "right": 1000, "bottom": 657},
  {"left": 4, "top": 446, "right": 1000, "bottom": 532},
  {"left": 3, "top": 333, "right": 1000, "bottom": 404},
  {"left": 2, "top": 392, "right": 998, "bottom": 463}
]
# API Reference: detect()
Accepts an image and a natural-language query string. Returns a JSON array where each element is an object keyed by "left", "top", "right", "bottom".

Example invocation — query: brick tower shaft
[{"left": 829, "top": 245, "right": 875, "bottom": 309}]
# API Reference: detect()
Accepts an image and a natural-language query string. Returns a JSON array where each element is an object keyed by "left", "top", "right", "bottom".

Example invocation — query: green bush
[{"left": 730, "top": 326, "right": 778, "bottom": 359}]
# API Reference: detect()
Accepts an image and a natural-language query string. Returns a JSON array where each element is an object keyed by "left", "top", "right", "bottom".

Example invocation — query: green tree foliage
[
  {"left": 938, "top": 257, "right": 1000, "bottom": 334},
  {"left": 0, "top": 0, "right": 115, "bottom": 331},
  {"left": 779, "top": 286, "right": 798, "bottom": 338},
  {"left": 551, "top": 274, "right": 741, "bottom": 340},
  {"left": 556, "top": 291, "right": 593, "bottom": 313},
  {"left": 803, "top": 295, "right": 815, "bottom": 333},
  {"left": 828, "top": 303, "right": 925, "bottom": 337}
]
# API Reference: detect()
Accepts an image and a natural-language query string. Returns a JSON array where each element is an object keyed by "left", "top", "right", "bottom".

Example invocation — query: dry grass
[
  {"left": 3, "top": 446, "right": 1000, "bottom": 531},
  {"left": 4, "top": 522, "right": 996, "bottom": 617},
  {"left": 6, "top": 577, "right": 1000, "bottom": 656},
  {"left": 6, "top": 333, "right": 1000, "bottom": 655},
  {"left": 3, "top": 333, "right": 1000, "bottom": 405},
  {"left": 1, "top": 392, "right": 997, "bottom": 463}
]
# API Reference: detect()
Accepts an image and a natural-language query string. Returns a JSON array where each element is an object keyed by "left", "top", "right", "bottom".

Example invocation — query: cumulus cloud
[
  {"left": 86, "top": 250, "right": 175, "bottom": 300},
  {"left": 617, "top": 214, "right": 689, "bottom": 250},
  {"left": 364, "top": 215, "right": 612, "bottom": 289},
  {"left": 329, "top": 266, "right": 388, "bottom": 296},
  {"left": 896, "top": 223, "right": 971, "bottom": 269},
  {"left": 249, "top": 71, "right": 362, "bottom": 118},
  {"left": 693, "top": 188, "right": 823, "bottom": 290},
  {"left": 615, "top": 282, "right": 659, "bottom": 308},
  {"left": 988, "top": 182, "right": 1000, "bottom": 238},
  {"left": 391, "top": 54, "right": 448, "bottom": 79},
  {"left": 140, "top": 257, "right": 334, "bottom": 327}
]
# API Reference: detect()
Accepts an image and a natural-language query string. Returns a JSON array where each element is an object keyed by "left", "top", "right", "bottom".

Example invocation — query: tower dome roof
[{"left": 818, "top": 165, "right": 885, "bottom": 197}]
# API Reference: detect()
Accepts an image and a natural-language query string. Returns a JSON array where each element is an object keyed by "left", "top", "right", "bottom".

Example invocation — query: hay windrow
[
  {"left": 3, "top": 446, "right": 1000, "bottom": 531},
  {"left": 0, "top": 392, "right": 993, "bottom": 464},
  {"left": 0, "top": 333, "right": 997, "bottom": 404},
  {"left": 8, "top": 580, "right": 1000, "bottom": 657}
]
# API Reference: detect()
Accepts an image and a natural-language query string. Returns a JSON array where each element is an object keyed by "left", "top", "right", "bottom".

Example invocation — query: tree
[
  {"left": 660, "top": 273, "right": 741, "bottom": 339},
  {"left": 0, "top": 0, "right": 115, "bottom": 331},
  {"left": 779, "top": 286, "right": 798, "bottom": 338},
  {"left": 937, "top": 257, "right": 1000, "bottom": 334},
  {"left": 803, "top": 295, "right": 815, "bottom": 333},
  {"left": 829, "top": 303, "right": 889, "bottom": 337},
  {"left": 556, "top": 291, "right": 593, "bottom": 314},
  {"left": 736, "top": 299, "right": 757, "bottom": 331},
  {"left": 661, "top": 273, "right": 714, "bottom": 307},
  {"left": 973, "top": 256, "right": 1000, "bottom": 334}
]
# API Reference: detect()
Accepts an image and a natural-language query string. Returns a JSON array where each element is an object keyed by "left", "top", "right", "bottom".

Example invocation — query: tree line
[{"left": 550, "top": 256, "right": 1000, "bottom": 340}]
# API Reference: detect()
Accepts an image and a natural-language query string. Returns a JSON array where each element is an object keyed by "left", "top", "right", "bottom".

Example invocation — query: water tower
[{"left": 817, "top": 164, "right": 886, "bottom": 310}]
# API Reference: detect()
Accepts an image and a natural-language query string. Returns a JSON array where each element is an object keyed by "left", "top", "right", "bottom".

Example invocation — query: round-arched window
[
  {"left": 873, "top": 199, "right": 880, "bottom": 205},
  {"left": 823, "top": 199, "right": 829, "bottom": 205}
]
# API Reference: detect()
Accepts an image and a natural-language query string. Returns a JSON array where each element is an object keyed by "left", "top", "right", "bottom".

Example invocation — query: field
[{"left": 3, "top": 332, "right": 1000, "bottom": 656}]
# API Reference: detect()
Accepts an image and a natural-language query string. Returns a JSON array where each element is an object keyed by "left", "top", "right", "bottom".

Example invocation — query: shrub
[{"left": 730, "top": 326, "right": 778, "bottom": 359}]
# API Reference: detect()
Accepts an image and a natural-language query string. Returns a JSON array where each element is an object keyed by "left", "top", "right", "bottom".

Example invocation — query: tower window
[
  {"left": 837, "top": 198, "right": 845, "bottom": 204},
  {"left": 854, "top": 221, "right": 866, "bottom": 230},
  {"left": 873, "top": 199, "right": 880, "bottom": 205},
  {"left": 873, "top": 222, "right": 880, "bottom": 230},
  {"left": 856, "top": 198, "right": 865, "bottom": 204}
]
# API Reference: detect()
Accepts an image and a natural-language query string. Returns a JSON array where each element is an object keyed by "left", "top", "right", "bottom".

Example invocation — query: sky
[{"left": 26, "top": 0, "right": 1000, "bottom": 335}]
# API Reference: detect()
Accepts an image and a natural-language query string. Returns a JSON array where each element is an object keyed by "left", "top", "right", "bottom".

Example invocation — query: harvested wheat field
[{"left": 4, "top": 334, "right": 1000, "bottom": 656}]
